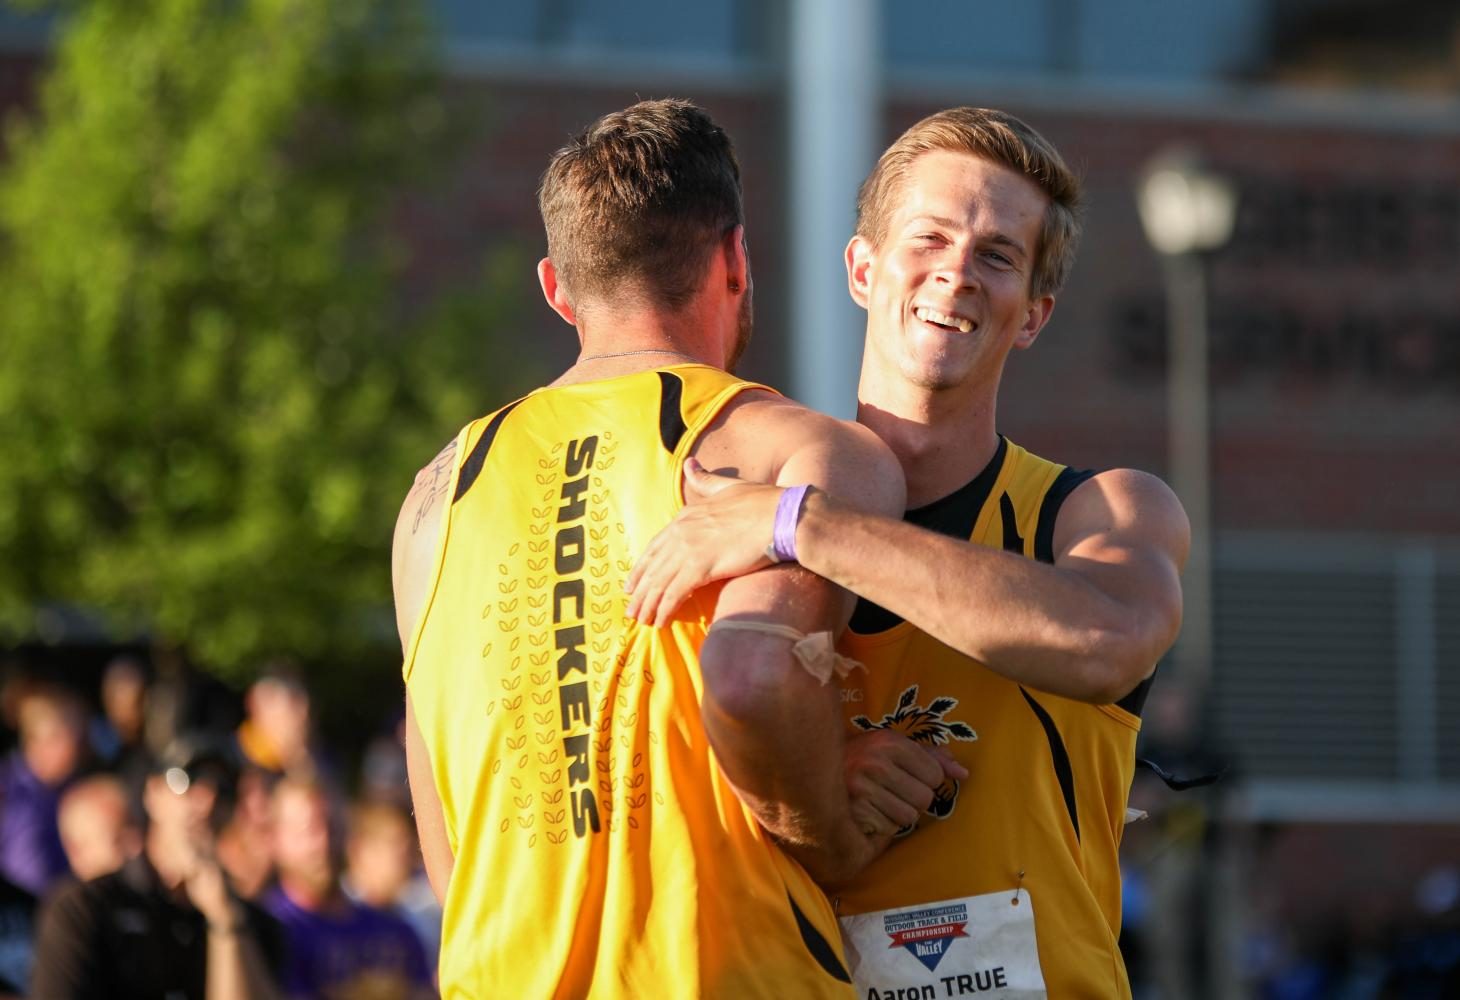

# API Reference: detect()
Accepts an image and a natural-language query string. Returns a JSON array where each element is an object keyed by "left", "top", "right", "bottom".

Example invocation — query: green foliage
[{"left": 0, "top": 0, "right": 525, "bottom": 677}]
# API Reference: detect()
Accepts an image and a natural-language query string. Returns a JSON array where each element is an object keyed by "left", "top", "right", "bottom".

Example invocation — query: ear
[
  {"left": 537, "top": 257, "right": 576, "bottom": 326},
  {"left": 721, "top": 224, "right": 749, "bottom": 293},
  {"left": 845, "top": 235, "right": 874, "bottom": 310},
  {"left": 1013, "top": 294, "right": 1056, "bottom": 351}
]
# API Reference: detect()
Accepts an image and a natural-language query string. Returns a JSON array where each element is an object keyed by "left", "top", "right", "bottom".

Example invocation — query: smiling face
[{"left": 848, "top": 149, "right": 1055, "bottom": 394}]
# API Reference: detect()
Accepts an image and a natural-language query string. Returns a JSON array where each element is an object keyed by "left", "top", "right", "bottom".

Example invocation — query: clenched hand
[{"left": 845, "top": 728, "right": 969, "bottom": 840}]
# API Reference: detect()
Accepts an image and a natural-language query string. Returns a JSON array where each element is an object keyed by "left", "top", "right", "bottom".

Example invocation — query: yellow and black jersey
[
  {"left": 836, "top": 436, "right": 1147, "bottom": 999},
  {"left": 403, "top": 365, "right": 854, "bottom": 999}
]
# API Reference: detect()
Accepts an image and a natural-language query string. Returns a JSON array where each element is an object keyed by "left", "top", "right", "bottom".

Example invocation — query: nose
[{"left": 933, "top": 244, "right": 979, "bottom": 293}]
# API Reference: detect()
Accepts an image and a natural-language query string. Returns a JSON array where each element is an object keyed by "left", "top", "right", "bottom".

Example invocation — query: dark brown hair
[
  {"left": 538, "top": 98, "right": 743, "bottom": 312},
  {"left": 856, "top": 108, "right": 1083, "bottom": 298}
]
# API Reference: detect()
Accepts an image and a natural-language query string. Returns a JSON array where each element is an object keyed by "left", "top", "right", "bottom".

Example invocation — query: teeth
[{"left": 914, "top": 307, "right": 972, "bottom": 333}]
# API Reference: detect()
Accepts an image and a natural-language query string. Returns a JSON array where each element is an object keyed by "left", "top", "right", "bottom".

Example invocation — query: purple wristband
[{"left": 770, "top": 484, "right": 812, "bottom": 563}]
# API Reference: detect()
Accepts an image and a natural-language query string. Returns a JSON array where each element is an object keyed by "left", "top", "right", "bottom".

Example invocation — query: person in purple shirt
[
  {"left": 262, "top": 774, "right": 433, "bottom": 1000},
  {"left": 0, "top": 685, "right": 88, "bottom": 896}
]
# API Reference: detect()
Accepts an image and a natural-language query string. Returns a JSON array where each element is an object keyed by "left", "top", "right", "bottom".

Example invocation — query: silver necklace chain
[{"left": 575, "top": 348, "right": 702, "bottom": 365}]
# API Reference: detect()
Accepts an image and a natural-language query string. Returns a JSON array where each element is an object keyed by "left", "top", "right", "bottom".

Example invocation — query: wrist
[
  {"left": 765, "top": 484, "right": 815, "bottom": 564},
  {"left": 790, "top": 489, "right": 831, "bottom": 573},
  {"left": 206, "top": 902, "right": 246, "bottom": 936}
]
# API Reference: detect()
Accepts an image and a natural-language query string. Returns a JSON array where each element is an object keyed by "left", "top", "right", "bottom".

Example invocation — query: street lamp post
[
  {"left": 787, "top": 0, "right": 878, "bottom": 419},
  {"left": 1137, "top": 148, "right": 1240, "bottom": 1000},
  {"left": 1136, "top": 150, "right": 1237, "bottom": 690}
]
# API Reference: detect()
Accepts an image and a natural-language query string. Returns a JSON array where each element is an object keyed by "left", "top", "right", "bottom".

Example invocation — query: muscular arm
[
  {"left": 632, "top": 466, "right": 1188, "bottom": 704},
  {"left": 690, "top": 402, "right": 911, "bottom": 883},
  {"left": 391, "top": 417, "right": 934, "bottom": 892},
  {"left": 797, "top": 468, "right": 1188, "bottom": 702},
  {"left": 392, "top": 438, "right": 458, "bottom": 904}
]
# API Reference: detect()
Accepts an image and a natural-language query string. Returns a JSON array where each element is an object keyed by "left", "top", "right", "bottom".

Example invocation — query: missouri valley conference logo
[
  {"left": 884, "top": 902, "right": 970, "bottom": 972},
  {"left": 852, "top": 685, "right": 977, "bottom": 831}
]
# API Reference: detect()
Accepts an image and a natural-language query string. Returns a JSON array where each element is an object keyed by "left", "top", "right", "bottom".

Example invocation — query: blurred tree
[{"left": 0, "top": 0, "right": 523, "bottom": 678}]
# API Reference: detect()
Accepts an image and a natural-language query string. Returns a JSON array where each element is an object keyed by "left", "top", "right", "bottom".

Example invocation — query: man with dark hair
[
  {"left": 33, "top": 739, "right": 284, "bottom": 999},
  {"left": 629, "top": 106, "right": 1189, "bottom": 997},
  {"left": 92, "top": 656, "right": 152, "bottom": 790},
  {"left": 393, "top": 98, "right": 954, "bottom": 996}
]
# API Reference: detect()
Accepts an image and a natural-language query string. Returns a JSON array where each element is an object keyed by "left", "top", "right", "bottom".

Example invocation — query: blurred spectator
[
  {"left": 57, "top": 773, "right": 142, "bottom": 883},
  {"left": 235, "top": 666, "right": 315, "bottom": 778},
  {"left": 0, "top": 684, "right": 89, "bottom": 895},
  {"left": 90, "top": 656, "right": 155, "bottom": 796},
  {"left": 216, "top": 765, "right": 277, "bottom": 900},
  {"left": 263, "top": 776, "right": 432, "bottom": 999},
  {"left": 0, "top": 875, "right": 35, "bottom": 999},
  {"left": 32, "top": 736, "right": 284, "bottom": 999},
  {"left": 344, "top": 800, "right": 442, "bottom": 973}
]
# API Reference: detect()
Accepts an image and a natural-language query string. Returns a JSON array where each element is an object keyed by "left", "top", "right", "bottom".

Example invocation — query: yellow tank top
[
  {"left": 835, "top": 437, "right": 1142, "bottom": 999},
  {"left": 404, "top": 365, "right": 855, "bottom": 999}
]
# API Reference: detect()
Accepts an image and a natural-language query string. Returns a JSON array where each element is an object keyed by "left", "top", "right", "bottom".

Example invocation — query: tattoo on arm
[{"left": 411, "top": 440, "right": 457, "bottom": 534}]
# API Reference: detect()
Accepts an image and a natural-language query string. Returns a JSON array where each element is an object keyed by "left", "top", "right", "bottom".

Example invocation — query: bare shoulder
[
  {"left": 700, "top": 390, "right": 904, "bottom": 514},
  {"left": 391, "top": 437, "right": 458, "bottom": 653},
  {"left": 1056, "top": 467, "right": 1190, "bottom": 564}
]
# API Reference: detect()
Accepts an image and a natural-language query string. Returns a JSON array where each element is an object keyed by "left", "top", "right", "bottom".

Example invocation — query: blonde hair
[{"left": 856, "top": 108, "right": 1083, "bottom": 298}]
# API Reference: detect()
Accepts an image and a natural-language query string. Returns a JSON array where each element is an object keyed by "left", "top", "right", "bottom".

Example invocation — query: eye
[{"left": 982, "top": 250, "right": 1013, "bottom": 267}]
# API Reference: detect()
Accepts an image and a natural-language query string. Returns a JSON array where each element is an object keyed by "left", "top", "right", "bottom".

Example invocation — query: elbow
[
  {"left": 1091, "top": 584, "right": 1184, "bottom": 704},
  {"left": 1079, "top": 623, "right": 1162, "bottom": 704},
  {"left": 701, "top": 652, "right": 787, "bottom": 733},
  {"left": 699, "top": 625, "right": 840, "bottom": 728},
  {"left": 699, "top": 636, "right": 791, "bottom": 732},
  {"left": 1081, "top": 661, "right": 1151, "bottom": 705}
]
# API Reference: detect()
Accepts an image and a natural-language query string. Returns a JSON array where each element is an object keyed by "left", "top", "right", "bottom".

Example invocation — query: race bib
[{"left": 838, "top": 890, "right": 1046, "bottom": 999}]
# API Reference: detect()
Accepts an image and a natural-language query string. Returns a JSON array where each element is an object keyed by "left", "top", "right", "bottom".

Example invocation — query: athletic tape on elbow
[{"left": 706, "top": 620, "right": 864, "bottom": 684}]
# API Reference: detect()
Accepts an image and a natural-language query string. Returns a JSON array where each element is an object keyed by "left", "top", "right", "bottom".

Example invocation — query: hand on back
[{"left": 625, "top": 458, "right": 784, "bottom": 625}]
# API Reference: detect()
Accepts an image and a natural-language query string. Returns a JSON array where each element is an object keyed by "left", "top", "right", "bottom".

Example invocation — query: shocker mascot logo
[{"left": 852, "top": 685, "right": 977, "bottom": 833}]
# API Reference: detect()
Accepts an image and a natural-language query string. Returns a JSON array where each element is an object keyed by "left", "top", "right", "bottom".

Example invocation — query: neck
[
  {"left": 554, "top": 305, "right": 721, "bottom": 387},
  {"left": 280, "top": 870, "right": 340, "bottom": 912},
  {"left": 857, "top": 365, "right": 1003, "bottom": 509}
]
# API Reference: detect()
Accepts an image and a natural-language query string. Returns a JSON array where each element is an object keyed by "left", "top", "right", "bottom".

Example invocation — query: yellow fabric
[
  {"left": 836, "top": 439, "right": 1139, "bottom": 999},
  {"left": 404, "top": 365, "right": 854, "bottom": 999},
  {"left": 234, "top": 719, "right": 284, "bottom": 773}
]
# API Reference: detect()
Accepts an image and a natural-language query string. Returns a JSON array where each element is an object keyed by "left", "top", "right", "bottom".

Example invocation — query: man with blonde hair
[
  {"left": 629, "top": 107, "right": 1189, "bottom": 997},
  {"left": 393, "top": 98, "right": 955, "bottom": 997}
]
